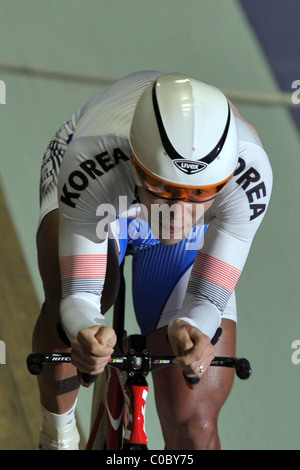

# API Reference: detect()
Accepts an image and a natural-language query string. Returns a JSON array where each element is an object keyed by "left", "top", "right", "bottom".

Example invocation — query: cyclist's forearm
[
  {"left": 60, "top": 293, "right": 108, "bottom": 342},
  {"left": 169, "top": 294, "right": 221, "bottom": 339}
]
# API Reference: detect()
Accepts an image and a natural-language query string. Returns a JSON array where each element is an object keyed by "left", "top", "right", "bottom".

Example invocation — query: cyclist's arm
[
  {"left": 56, "top": 134, "right": 133, "bottom": 343},
  {"left": 56, "top": 134, "right": 135, "bottom": 376},
  {"left": 169, "top": 135, "right": 273, "bottom": 349},
  {"left": 58, "top": 207, "right": 119, "bottom": 372},
  {"left": 55, "top": 141, "right": 115, "bottom": 380},
  {"left": 57, "top": 198, "right": 110, "bottom": 342}
]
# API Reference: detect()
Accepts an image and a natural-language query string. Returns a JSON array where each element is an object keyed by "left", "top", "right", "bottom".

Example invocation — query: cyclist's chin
[
  {"left": 159, "top": 236, "right": 183, "bottom": 245},
  {"left": 152, "top": 224, "right": 188, "bottom": 245}
]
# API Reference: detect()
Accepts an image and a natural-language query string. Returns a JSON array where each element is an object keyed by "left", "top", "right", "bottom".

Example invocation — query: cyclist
[{"left": 33, "top": 70, "right": 272, "bottom": 450}]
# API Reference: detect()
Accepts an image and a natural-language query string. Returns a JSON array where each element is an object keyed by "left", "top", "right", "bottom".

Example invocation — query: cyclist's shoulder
[
  {"left": 235, "top": 121, "right": 273, "bottom": 192},
  {"left": 65, "top": 133, "right": 130, "bottom": 155},
  {"left": 231, "top": 103, "right": 271, "bottom": 167},
  {"left": 209, "top": 110, "right": 273, "bottom": 225},
  {"left": 226, "top": 103, "right": 272, "bottom": 191},
  {"left": 57, "top": 133, "right": 135, "bottom": 215},
  {"left": 72, "top": 70, "right": 163, "bottom": 137}
]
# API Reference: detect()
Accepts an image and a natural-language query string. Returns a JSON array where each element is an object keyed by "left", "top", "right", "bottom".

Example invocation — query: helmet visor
[{"left": 132, "top": 153, "right": 233, "bottom": 203}]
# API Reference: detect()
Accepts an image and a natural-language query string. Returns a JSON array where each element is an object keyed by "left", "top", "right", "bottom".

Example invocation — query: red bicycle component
[
  {"left": 86, "top": 367, "right": 125, "bottom": 450},
  {"left": 123, "top": 384, "right": 148, "bottom": 448}
]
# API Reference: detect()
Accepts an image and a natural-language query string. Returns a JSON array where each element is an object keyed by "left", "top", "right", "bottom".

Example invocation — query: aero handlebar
[{"left": 27, "top": 332, "right": 251, "bottom": 385}]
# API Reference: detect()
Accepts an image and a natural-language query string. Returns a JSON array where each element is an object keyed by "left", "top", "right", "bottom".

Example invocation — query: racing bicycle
[{"left": 27, "top": 261, "right": 252, "bottom": 450}]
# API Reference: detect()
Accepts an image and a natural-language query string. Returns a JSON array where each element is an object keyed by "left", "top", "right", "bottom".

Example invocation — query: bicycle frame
[
  {"left": 87, "top": 367, "right": 126, "bottom": 450},
  {"left": 106, "top": 339, "right": 150, "bottom": 450},
  {"left": 87, "top": 334, "right": 179, "bottom": 450},
  {"left": 86, "top": 338, "right": 150, "bottom": 450}
]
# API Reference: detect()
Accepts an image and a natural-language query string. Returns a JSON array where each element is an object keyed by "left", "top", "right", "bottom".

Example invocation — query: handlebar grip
[
  {"left": 211, "top": 327, "right": 222, "bottom": 346},
  {"left": 183, "top": 372, "right": 200, "bottom": 389},
  {"left": 27, "top": 353, "right": 44, "bottom": 375},
  {"left": 79, "top": 372, "right": 98, "bottom": 386},
  {"left": 235, "top": 358, "right": 252, "bottom": 380}
]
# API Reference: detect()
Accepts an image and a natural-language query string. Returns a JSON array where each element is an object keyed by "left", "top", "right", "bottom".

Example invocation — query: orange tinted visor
[{"left": 132, "top": 153, "right": 233, "bottom": 203}]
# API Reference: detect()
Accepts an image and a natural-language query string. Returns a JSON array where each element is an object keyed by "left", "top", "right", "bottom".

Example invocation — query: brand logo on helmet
[{"left": 173, "top": 159, "right": 207, "bottom": 175}]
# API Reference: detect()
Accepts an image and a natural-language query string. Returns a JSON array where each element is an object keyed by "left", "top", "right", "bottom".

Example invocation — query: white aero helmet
[{"left": 129, "top": 73, "right": 238, "bottom": 202}]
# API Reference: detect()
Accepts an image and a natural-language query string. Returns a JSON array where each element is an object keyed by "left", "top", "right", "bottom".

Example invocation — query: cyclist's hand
[
  {"left": 71, "top": 325, "right": 116, "bottom": 383},
  {"left": 168, "top": 319, "right": 215, "bottom": 380}
]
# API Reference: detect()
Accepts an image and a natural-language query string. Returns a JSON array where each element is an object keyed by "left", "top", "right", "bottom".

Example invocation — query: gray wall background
[{"left": 0, "top": 0, "right": 299, "bottom": 450}]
